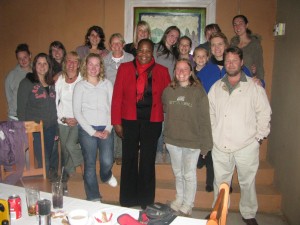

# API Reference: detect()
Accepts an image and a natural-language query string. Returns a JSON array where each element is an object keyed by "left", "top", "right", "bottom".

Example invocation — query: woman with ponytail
[{"left": 230, "top": 15, "right": 265, "bottom": 80}]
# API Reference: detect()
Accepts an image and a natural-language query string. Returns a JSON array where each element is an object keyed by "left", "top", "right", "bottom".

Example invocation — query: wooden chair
[
  {"left": 23, "top": 121, "right": 46, "bottom": 178},
  {"left": 206, "top": 183, "right": 230, "bottom": 225},
  {"left": 0, "top": 121, "right": 46, "bottom": 181}
]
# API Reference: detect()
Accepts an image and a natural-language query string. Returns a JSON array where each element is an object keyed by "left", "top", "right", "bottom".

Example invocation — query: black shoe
[
  {"left": 205, "top": 184, "right": 213, "bottom": 192},
  {"left": 205, "top": 213, "right": 211, "bottom": 219},
  {"left": 242, "top": 217, "right": 258, "bottom": 225}
]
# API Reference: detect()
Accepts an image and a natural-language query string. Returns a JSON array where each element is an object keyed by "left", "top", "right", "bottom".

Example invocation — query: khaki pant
[{"left": 212, "top": 140, "right": 259, "bottom": 219}]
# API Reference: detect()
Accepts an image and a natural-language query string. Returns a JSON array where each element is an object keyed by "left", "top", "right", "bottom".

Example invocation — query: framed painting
[
  {"left": 134, "top": 7, "right": 206, "bottom": 49},
  {"left": 124, "top": 0, "right": 216, "bottom": 47}
]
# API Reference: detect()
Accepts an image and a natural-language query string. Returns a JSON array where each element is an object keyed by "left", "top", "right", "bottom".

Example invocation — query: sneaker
[
  {"left": 178, "top": 209, "right": 192, "bottom": 217},
  {"left": 107, "top": 175, "right": 117, "bottom": 187},
  {"left": 169, "top": 200, "right": 182, "bottom": 212},
  {"left": 178, "top": 205, "right": 192, "bottom": 217},
  {"left": 242, "top": 217, "right": 259, "bottom": 225}
]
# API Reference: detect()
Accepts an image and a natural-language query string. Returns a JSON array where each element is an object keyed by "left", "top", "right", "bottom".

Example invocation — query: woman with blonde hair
[
  {"left": 56, "top": 51, "right": 83, "bottom": 185},
  {"left": 104, "top": 33, "right": 134, "bottom": 164},
  {"left": 73, "top": 53, "right": 117, "bottom": 201},
  {"left": 124, "top": 20, "right": 151, "bottom": 56}
]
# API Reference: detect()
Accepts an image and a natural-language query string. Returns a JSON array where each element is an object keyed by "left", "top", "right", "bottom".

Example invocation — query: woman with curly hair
[
  {"left": 76, "top": 26, "right": 109, "bottom": 60},
  {"left": 73, "top": 53, "right": 117, "bottom": 201}
]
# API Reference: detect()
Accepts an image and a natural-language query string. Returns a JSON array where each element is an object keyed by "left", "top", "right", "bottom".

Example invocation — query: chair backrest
[
  {"left": 0, "top": 121, "right": 46, "bottom": 181},
  {"left": 206, "top": 183, "right": 229, "bottom": 225},
  {"left": 23, "top": 121, "right": 46, "bottom": 179}
]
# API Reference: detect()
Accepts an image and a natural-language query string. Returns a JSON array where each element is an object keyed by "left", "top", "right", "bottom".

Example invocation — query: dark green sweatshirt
[{"left": 162, "top": 85, "right": 213, "bottom": 155}]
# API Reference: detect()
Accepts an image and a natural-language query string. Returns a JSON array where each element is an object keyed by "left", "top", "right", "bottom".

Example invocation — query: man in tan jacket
[{"left": 208, "top": 46, "right": 271, "bottom": 225}]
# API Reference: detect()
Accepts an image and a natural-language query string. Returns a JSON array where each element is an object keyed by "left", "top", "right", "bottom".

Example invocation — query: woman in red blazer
[{"left": 112, "top": 39, "right": 170, "bottom": 209}]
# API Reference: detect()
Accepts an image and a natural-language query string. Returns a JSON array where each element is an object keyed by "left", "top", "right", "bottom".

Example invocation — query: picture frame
[
  {"left": 124, "top": 0, "right": 216, "bottom": 46},
  {"left": 134, "top": 7, "right": 206, "bottom": 49}
]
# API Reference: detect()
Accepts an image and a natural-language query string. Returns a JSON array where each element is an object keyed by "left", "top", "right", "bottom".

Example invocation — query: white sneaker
[
  {"left": 107, "top": 175, "right": 117, "bottom": 187},
  {"left": 170, "top": 199, "right": 183, "bottom": 212}
]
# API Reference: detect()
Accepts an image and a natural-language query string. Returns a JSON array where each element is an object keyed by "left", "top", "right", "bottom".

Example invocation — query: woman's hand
[
  {"left": 114, "top": 125, "right": 123, "bottom": 138},
  {"left": 65, "top": 118, "right": 78, "bottom": 127},
  {"left": 252, "top": 77, "right": 262, "bottom": 86},
  {"left": 251, "top": 64, "right": 257, "bottom": 75},
  {"left": 93, "top": 130, "right": 110, "bottom": 139}
]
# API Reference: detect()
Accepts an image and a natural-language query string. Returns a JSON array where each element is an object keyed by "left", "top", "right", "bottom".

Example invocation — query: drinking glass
[
  {"left": 52, "top": 182, "right": 63, "bottom": 209},
  {"left": 25, "top": 187, "right": 40, "bottom": 216}
]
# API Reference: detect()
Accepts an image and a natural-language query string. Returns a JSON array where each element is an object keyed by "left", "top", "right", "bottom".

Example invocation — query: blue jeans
[
  {"left": 78, "top": 125, "right": 114, "bottom": 201},
  {"left": 33, "top": 124, "right": 58, "bottom": 174}
]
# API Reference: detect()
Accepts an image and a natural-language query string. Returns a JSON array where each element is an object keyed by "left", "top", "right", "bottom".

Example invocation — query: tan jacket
[{"left": 208, "top": 74, "right": 271, "bottom": 152}]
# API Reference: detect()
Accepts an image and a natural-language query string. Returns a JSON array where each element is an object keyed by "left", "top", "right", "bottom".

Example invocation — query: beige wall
[
  {"left": 0, "top": 0, "right": 124, "bottom": 120},
  {"left": 6, "top": 0, "right": 300, "bottom": 222},
  {"left": 0, "top": 0, "right": 275, "bottom": 121},
  {"left": 268, "top": 0, "right": 300, "bottom": 224}
]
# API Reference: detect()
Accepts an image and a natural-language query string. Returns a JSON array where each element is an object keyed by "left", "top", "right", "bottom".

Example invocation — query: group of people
[{"left": 4, "top": 14, "right": 271, "bottom": 225}]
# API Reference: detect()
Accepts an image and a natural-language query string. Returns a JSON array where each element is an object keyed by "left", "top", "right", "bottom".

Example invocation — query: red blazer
[{"left": 111, "top": 61, "right": 171, "bottom": 125}]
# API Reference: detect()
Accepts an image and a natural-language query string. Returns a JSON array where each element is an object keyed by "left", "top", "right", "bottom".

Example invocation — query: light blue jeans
[
  {"left": 78, "top": 125, "right": 114, "bottom": 201},
  {"left": 166, "top": 143, "right": 200, "bottom": 213}
]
